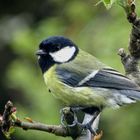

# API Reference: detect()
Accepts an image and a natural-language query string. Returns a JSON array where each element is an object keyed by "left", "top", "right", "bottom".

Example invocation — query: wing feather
[
  {"left": 56, "top": 67, "right": 140, "bottom": 91},
  {"left": 79, "top": 69, "right": 140, "bottom": 91}
]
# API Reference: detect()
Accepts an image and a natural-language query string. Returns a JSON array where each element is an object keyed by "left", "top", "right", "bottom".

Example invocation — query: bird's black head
[{"left": 36, "top": 36, "right": 79, "bottom": 73}]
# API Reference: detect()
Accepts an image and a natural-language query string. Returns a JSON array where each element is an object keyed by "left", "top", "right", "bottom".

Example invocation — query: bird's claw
[
  {"left": 60, "top": 108, "right": 78, "bottom": 127},
  {"left": 82, "top": 123, "right": 97, "bottom": 135},
  {"left": 81, "top": 112, "right": 100, "bottom": 135},
  {"left": 60, "top": 108, "right": 100, "bottom": 136}
]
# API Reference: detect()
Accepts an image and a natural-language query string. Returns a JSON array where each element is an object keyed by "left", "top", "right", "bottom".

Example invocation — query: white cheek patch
[{"left": 49, "top": 46, "right": 76, "bottom": 63}]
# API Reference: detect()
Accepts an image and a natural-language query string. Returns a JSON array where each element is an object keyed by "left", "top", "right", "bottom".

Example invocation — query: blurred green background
[{"left": 0, "top": 0, "right": 140, "bottom": 140}]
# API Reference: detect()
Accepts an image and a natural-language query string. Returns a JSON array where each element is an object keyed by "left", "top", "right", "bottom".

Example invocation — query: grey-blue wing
[
  {"left": 79, "top": 68, "right": 139, "bottom": 90},
  {"left": 56, "top": 67, "right": 140, "bottom": 100},
  {"left": 56, "top": 67, "right": 138, "bottom": 89},
  {"left": 56, "top": 67, "right": 87, "bottom": 87}
]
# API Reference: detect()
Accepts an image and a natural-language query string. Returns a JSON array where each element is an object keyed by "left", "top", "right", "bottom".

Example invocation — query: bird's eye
[{"left": 55, "top": 44, "right": 61, "bottom": 51}]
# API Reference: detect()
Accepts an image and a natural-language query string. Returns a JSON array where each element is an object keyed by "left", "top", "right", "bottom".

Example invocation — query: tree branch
[
  {"left": 0, "top": 101, "right": 101, "bottom": 140},
  {"left": 15, "top": 121, "right": 68, "bottom": 137},
  {"left": 118, "top": 1, "right": 140, "bottom": 86},
  {"left": 0, "top": 101, "right": 68, "bottom": 138}
]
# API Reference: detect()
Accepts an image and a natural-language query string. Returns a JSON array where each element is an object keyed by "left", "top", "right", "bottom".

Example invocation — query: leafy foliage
[
  {"left": 96, "top": 0, "right": 116, "bottom": 9},
  {"left": 99, "top": 0, "right": 135, "bottom": 10}
]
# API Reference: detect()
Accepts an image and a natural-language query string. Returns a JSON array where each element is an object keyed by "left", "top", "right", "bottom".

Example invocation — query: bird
[{"left": 36, "top": 36, "right": 140, "bottom": 133}]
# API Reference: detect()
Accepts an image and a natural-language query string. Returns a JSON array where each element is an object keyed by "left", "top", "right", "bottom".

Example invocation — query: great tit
[{"left": 36, "top": 36, "right": 140, "bottom": 115}]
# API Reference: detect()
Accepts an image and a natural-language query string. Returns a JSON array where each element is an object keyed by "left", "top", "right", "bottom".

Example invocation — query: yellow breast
[
  {"left": 43, "top": 65, "right": 106, "bottom": 107},
  {"left": 43, "top": 65, "right": 71, "bottom": 104}
]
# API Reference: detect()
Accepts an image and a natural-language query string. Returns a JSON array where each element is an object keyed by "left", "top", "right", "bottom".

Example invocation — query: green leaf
[
  {"left": 96, "top": 0, "right": 135, "bottom": 11},
  {"left": 104, "top": 0, "right": 112, "bottom": 4},
  {"left": 96, "top": 0, "right": 117, "bottom": 9}
]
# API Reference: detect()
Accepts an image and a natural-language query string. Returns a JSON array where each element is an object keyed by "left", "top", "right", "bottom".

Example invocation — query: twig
[
  {"left": 14, "top": 121, "right": 68, "bottom": 137},
  {"left": 118, "top": 1, "right": 140, "bottom": 86},
  {"left": 1, "top": 101, "right": 13, "bottom": 132},
  {"left": 0, "top": 101, "right": 101, "bottom": 140},
  {"left": 0, "top": 101, "right": 68, "bottom": 137},
  {"left": 0, "top": 101, "right": 100, "bottom": 140}
]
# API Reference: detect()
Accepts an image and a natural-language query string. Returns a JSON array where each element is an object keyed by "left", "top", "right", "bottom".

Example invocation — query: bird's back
[{"left": 57, "top": 49, "right": 109, "bottom": 75}]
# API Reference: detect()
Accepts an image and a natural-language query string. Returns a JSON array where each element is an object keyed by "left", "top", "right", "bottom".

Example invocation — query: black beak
[{"left": 36, "top": 49, "right": 47, "bottom": 56}]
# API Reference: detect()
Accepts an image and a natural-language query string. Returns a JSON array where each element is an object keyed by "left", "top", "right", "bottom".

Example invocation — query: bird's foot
[
  {"left": 60, "top": 107, "right": 100, "bottom": 136},
  {"left": 60, "top": 107, "right": 78, "bottom": 127},
  {"left": 81, "top": 123, "right": 97, "bottom": 135},
  {"left": 79, "top": 111, "right": 100, "bottom": 135}
]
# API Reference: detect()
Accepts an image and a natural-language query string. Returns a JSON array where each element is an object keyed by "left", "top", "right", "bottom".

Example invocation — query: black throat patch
[{"left": 38, "top": 55, "right": 54, "bottom": 73}]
